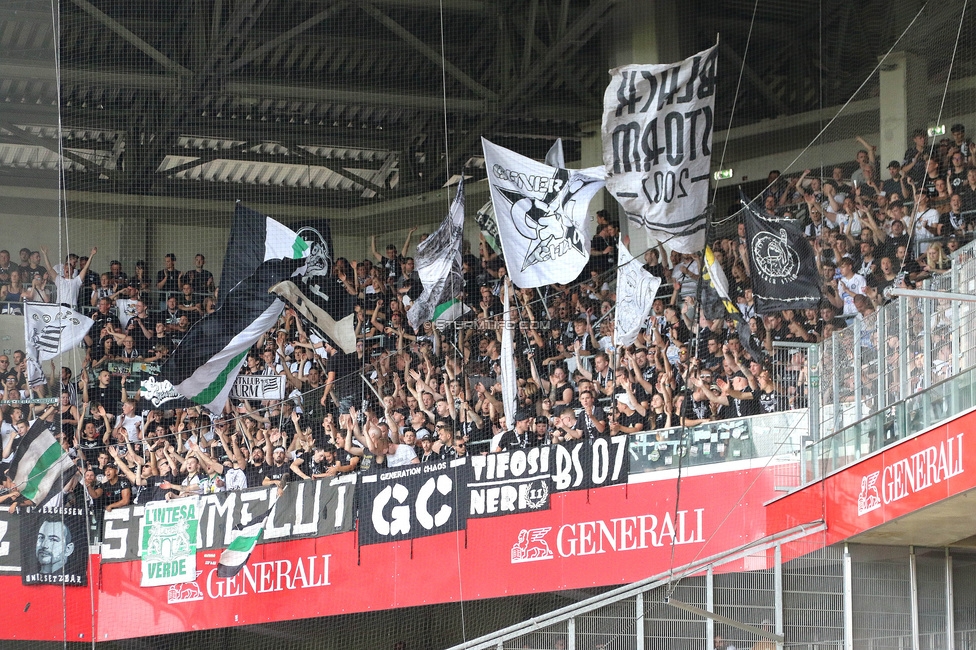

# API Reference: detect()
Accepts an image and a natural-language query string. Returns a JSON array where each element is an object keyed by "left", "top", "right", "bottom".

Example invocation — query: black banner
[
  {"left": 741, "top": 191, "right": 822, "bottom": 313},
  {"left": 358, "top": 460, "right": 468, "bottom": 546},
  {"left": 20, "top": 506, "right": 89, "bottom": 586},
  {"left": 467, "top": 447, "right": 551, "bottom": 518},
  {"left": 0, "top": 512, "right": 23, "bottom": 574},
  {"left": 550, "top": 437, "right": 630, "bottom": 492},
  {"left": 101, "top": 477, "right": 355, "bottom": 563}
]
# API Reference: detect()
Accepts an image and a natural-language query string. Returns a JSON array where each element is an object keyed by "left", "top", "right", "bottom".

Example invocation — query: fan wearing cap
[
  {"left": 88, "top": 461, "right": 131, "bottom": 513},
  {"left": 415, "top": 429, "right": 439, "bottom": 463},
  {"left": 609, "top": 394, "right": 645, "bottom": 436},
  {"left": 494, "top": 407, "right": 534, "bottom": 452},
  {"left": 531, "top": 416, "right": 552, "bottom": 446},
  {"left": 262, "top": 440, "right": 291, "bottom": 489}
]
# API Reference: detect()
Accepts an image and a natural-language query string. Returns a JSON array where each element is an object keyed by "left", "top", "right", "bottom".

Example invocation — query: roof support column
[
  {"left": 588, "top": 0, "right": 684, "bottom": 255},
  {"left": 879, "top": 51, "right": 927, "bottom": 174}
]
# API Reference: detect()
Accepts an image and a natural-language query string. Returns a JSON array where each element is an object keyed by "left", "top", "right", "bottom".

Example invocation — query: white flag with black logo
[
  {"left": 483, "top": 138, "right": 606, "bottom": 288},
  {"left": 613, "top": 241, "right": 661, "bottom": 347},
  {"left": 24, "top": 303, "right": 93, "bottom": 387},
  {"left": 408, "top": 178, "right": 466, "bottom": 330},
  {"left": 602, "top": 44, "right": 717, "bottom": 254}
]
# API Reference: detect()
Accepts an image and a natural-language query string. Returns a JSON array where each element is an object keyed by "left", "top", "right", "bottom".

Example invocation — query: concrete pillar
[
  {"left": 878, "top": 51, "right": 927, "bottom": 176},
  {"left": 580, "top": 120, "right": 604, "bottom": 216},
  {"left": 588, "top": 0, "right": 683, "bottom": 255}
]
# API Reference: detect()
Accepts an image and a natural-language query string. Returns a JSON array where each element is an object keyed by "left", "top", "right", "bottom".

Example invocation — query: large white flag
[
  {"left": 24, "top": 303, "right": 93, "bottom": 387},
  {"left": 408, "top": 178, "right": 466, "bottom": 330},
  {"left": 500, "top": 282, "right": 517, "bottom": 426},
  {"left": 602, "top": 44, "right": 717, "bottom": 254},
  {"left": 613, "top": 241, "right": 662, "bottom": 347},
  {"left": 482, "top": 138, "right": 605, "bottom": 288}
]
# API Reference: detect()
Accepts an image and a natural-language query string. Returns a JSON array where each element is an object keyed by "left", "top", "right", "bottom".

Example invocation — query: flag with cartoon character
[{"left": 482, "top": 138, "right": 606, "bottom": 288}]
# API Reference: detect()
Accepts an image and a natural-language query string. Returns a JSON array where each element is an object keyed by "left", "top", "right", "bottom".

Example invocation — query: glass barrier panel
[{"left": 629, "top": 410, "right": 807, "bottom": 475}]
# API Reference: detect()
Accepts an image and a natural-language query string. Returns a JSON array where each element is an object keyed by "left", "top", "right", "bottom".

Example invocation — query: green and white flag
[
  {"left": 140, "top": 499, "right": 199, "bottom": 587},
  {"left": 431, "top": 298, "right": 471, "bottom": 330},
  {"left": 7, "top": 418, "right": 76, "bottom": 506},
  {"left": 160, "top": 204, "right": 308, "bottom": 413},
  {"left": 408, "top": 178, "right": 465, "bottom": 330},
  {"left": 217, "top": 507, "right": 273, "bottom": 578}
]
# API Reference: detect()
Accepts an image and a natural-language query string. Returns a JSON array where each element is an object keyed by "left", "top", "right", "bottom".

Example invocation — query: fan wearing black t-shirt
[
  {"left": 88, "top": 463, "right": 131, "bottom": 514},
  {"left": 574, "top": 390, "right": 607, "bottom": 439},
  {"left": 609, "top": 394, "right": 645, "bottom": 435},
  {"left": 701, "top": 373, "right": 760, "bottom": 420},
  {"left": 262, "top": 445, "right": 291, "bottom": 488},
  {"left": 495, "top": 409, "right": 534, "bottom": 452}
]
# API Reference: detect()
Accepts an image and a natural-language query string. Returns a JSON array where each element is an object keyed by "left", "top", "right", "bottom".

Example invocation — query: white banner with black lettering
[
  {"left": 483, "top": 138, "right": 606, "bottom": 288},
  {"left": 229, "top": 374, "right": 286, "bottom": 401},
  {"left": 358, "top": 459, "right": 468, "bottom": 546},
  {"left": 100, "top": 477, "right": 355, "bottom": 562},
  {"left": 467, "top": 447, "right": 551, "bottom": 518},
  {"left": 602, "top": 44, "right": 717, "bottom": 254},
  {"left": 613, "top": 240, "right": 662, "bottom": 347}
]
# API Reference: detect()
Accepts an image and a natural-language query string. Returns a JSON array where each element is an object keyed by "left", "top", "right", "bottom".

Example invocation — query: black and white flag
[
  {"left": 613, "top": 240, "right": 661, "bottom": 347},
  {"left": 24, "top": 303, "right": 92, "bottom": 388},
  {"left": 407, "top": 178, "right": 465, "bottom": 330},
  {"left": 741, "top": 192, "right": 822, "bottom": 313},
  {"left": 269, "top": 220, "right": 358, "bottom": 354},
  {"left": 602, "top": 44, "right": 717, "bottom": 254},
  {"left": 482, "top": 138, "right": 606, "bottom": 288}
]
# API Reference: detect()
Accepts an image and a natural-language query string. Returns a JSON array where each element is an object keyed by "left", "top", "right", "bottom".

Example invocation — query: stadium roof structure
[{"left": 2, "top": 0, "right": 971, "bottom": 218}]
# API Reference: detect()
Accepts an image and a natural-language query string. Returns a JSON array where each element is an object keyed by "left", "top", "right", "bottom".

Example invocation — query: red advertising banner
[
  {"left": 768, "top": 407, "right": 976, "bottom": 551},
  {"left": 0, "top": 463, "right": 787, "bottom": 641}
]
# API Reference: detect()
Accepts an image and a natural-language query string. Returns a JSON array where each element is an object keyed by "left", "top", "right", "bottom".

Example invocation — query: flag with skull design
[{"left": 482, "top": 138, "right": 606, "bottom": 288}]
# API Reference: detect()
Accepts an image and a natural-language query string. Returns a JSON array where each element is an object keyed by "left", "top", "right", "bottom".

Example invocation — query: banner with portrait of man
[{"left": 20, "top": 506, "right": 88, "bottom": 586}]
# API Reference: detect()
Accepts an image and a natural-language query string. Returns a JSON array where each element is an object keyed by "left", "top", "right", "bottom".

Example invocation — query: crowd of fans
[{"left": 0, "top": 126, "right": 972, "bottom": 520}]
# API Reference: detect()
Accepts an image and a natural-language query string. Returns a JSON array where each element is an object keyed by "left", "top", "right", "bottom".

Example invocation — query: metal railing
[
  {"left": 807, "top": 364, "right": 976, "bottom": 482},
  {"left": 810, "top": 238, "right": 976, "bottom": 482}
]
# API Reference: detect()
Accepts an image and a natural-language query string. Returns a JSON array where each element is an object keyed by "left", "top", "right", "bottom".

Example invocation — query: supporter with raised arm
[
  {"left": 41, "top": 245, "right": 96, "bottom": 309},
  {"left": 370, "top": 228, "right": 416, "bottom": 284}
]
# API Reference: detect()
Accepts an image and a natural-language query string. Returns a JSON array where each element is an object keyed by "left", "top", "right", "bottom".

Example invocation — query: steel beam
[
  {"left": 718, "top": 41, "right": 788, "bottom": 115},
  {"left": 367, "top": 0, "right": 485, "bottom": 9},
  {"left": 227, "top": 1, "right": 346, "bottom": 72},
  {"left": 0, "top": 120, "right": 116, "bottom": 177},
  {"left": 358, "top": 2, "right": 495, "bottom": 99},
  {"left": 1, "top": 60, "right": 589, "bottom": 120},
  {"left": 69, "top": 0, "right": 193, "bottom": 77},
  {"left": 663, "top": 598, "right": 784, "bottom": 643},
  {"left": 446, "top": 0, "right": 617, "bottom": 176}
]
